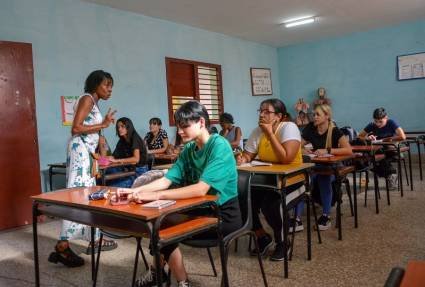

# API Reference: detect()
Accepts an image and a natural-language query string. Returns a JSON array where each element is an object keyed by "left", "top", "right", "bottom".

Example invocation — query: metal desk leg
[
  {"left": 353, "top": 171, "right": 358, "bottom": 228},
  {"left": 417, "top": 141, "right": 423, "bottom": 181},
  {"left": 49, "top": 166, "right": 53, "bottom": 191},
  {"left": 398, "top": 146, "right": 404, "bottom": 197},
  {"left": 407, "top": 147, "right": 413, "bottom": 191},
  {"left": 372, "top": 157, "right": 380, "bottom": 213},
  {"left": 281, "top": 191, "right": 289, "bottom": 278},
  {"left": 91, "top": 227, "right": 95, "bottom": 282},
  {"left": 33, "top": 202, "right": 40, "bottom": 287}
]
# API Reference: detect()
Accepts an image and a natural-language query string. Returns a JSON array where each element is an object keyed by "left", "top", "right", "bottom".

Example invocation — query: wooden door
[{"left": 0, "top": 41, "right": 41, "bottom": 230}]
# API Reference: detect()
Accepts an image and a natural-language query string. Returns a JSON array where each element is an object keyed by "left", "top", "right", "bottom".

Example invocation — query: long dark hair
[
  {"left": 84, "top": 70, "right": 113, "bottom": 94},
  {"left": 260, "top": 98, "right": 292, "bottom": 121},
  {"left": 116, "top": 117, "right": 139, "bottom": 143},
  {"left": 174, "top": 101, "right": 210, "bottom": 128}
]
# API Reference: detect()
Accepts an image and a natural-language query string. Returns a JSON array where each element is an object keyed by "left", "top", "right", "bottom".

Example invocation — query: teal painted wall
[
  {"left": 0, "top": 0, "right": 279, "bottom": 189},
  {"left": 278, "top": 20, "right": 425, "bottom": 132}
]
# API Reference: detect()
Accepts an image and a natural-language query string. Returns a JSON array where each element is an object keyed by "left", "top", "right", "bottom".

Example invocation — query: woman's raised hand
[{"left": 102, "top": 108, "right": 117, "bottom": 128}]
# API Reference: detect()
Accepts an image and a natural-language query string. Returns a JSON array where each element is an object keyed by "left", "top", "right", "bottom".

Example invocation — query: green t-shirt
[{"left": 165, "top": 134, "right": 238, "bottom": 206}]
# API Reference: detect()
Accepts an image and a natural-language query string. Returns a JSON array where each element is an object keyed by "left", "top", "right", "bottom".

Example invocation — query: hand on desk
[{"left": 131, "top": 190, "right": 160, "bottom": 202}]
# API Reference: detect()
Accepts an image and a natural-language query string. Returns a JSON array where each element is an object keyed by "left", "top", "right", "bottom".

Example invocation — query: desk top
[
  {"left": 237, "top": 162, "right": 314, "bottom": 175},
  {"left": 351, "top": 145, "right": 382, "bottom": 152},
  {"left": 400, "top": 261, "right": 425, "bottom": 287},
  {"left": 154, "top": 153, "right": 178, "bottom": 160},
  {"left": 48, "top": 162, "right": 66, "bottom": 168},
  {"left": 98, "top": 161, "right": 135, "bottom": 170},
  {"left": 32, "top": 186, "right": 216, "bottom": 221},
  {"left": 310, "top": 154, "right": 354, "bottom": 164},
  {"left": 153, "top": 163, "right": 173, "bottom": 170}
]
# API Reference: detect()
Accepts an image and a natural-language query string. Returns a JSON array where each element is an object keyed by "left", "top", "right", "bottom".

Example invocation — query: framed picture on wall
[
  {"left": 250, "top": 68, "right": 273, "bottom": 96},
  {"left": 397, "top": 52, "right": 425, "bottom": 81},
  {"left": 61, "top": 96, "right": 79, "bottom": 126}
]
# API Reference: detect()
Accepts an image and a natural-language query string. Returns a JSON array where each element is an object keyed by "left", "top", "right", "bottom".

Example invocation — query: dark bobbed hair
[
  {"left": 84, "top": 70, "right": 113, "bottom": 94},
  {"left": 260, "top": 98, "right": 292, "bottom": 121},
  {"left": 174, "top": 101, "right": 210, "bottom": 128},
  {"left": 149, "top": 117, "right": 162, "bottom": 126},
  {"left": 116, "top": 117, "right": 139, "bottom": 142},
  {"left": 219, "top": 113, "right": 234, "bottom": 124},
  {"left": 373, "top": 108, "right": 387, "bottom": 119}
]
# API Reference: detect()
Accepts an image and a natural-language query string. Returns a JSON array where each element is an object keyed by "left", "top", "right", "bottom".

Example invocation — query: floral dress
[
  {"left": 60, "top": 94, "right": 102, "bottom": 241},
  {"left": 144, "top": 129, "right": 168, "bottom": 150}
]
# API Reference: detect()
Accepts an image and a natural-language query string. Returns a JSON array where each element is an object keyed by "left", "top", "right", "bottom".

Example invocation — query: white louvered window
[{"left": 166, "top": 57, "right": 223, "bottom": 126}]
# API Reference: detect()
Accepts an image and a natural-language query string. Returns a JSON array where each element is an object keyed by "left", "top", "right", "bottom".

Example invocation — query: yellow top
[{"left": 257, "top": 122, "right": 304, "bottom": 186}]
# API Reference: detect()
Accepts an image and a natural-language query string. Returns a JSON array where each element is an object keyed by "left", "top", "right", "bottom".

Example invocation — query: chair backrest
[
  {"left": 236, "top": 171, "right": 252, "bottom": 231},
  {"left": 340, "top": 126, "right": 358, "bottom": 144},
  {"left": 146, "top": 153, "right": 155, "bottom": 170},
  {"left": 384, "top": 267, "right": 404, "bottom": 287}
]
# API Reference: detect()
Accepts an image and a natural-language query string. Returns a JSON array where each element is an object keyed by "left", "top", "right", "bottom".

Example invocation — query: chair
[
  {"left": 384, "top": 267, "right": 404, "bottom": 287},
  {"left": 311, "top": 164, "right": 357, "bottom": 239},
  {"left": 146, "top": 153, "right": 155, "bottom": 170},
  {"left": 93, "top": 231, "right": 149, "bottom": 287},
  {"left": 181, "top": 171, "right": 268, "bottom": 286}
]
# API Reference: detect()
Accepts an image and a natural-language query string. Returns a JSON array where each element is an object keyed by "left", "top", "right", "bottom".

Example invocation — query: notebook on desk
[
  {"left": 141, "top": 200, "right": 176, "bottom": 209},
  {"left": 240, "top": 160, "right": 272, "bottom": 167}
]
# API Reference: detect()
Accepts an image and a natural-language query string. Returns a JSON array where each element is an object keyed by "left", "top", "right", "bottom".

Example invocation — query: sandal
[
  {"left": 48, "top": 241, "right": 84, "bottom": 268},
  {"left": 85, "top": 239, "right": 118, "bottom": 255}
]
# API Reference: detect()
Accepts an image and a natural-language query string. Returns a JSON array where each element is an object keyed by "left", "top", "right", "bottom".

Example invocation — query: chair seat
[{"left": 159, "top": 217, "right": 218, "bottom": 241}]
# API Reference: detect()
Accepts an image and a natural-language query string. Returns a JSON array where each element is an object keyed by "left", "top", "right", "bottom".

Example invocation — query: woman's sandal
[{"left": 86, "top": 239, "right": 118, "bottom": 255}]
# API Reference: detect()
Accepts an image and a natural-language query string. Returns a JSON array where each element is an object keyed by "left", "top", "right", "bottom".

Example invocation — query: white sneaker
[
  {"left": 387, "top": 174, "right": 398, "bottom": 190},
  {"left": 177, "top": 280, "right": 192, "bottom": 287}
]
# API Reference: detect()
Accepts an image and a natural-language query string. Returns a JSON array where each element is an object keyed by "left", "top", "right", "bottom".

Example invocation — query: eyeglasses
[{"left": 257, "top": 109, "right": 276, "bottom": 115}]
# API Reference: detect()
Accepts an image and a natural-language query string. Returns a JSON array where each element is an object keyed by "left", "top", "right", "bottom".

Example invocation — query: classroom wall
[
  {"left": 278, "top": 19, "right": 425, "bottom": 132},
  {"left": 0, "top": 0, "right": 279, "bottom": 190}
]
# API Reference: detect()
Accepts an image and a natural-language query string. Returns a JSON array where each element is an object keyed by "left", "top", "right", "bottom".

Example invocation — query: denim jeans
[{"left": 106, "top": 165, "right": 149, "bottom": 188}]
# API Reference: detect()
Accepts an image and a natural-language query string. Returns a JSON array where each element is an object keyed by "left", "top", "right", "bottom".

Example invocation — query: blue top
[{"left": 364, "top": 119, "right": 400, "bottom": 139}]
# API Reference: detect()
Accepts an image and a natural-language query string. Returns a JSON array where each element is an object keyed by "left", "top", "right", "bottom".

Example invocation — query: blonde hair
[{"left": 314, "top": 104, "right": 334, "bottom": 149}]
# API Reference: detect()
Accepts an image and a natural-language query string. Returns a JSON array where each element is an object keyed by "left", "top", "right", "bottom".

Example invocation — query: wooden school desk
[
  {"left": 310, "top": 154, "right": 355, "bottom": 239},
  {"left": 237, "top": 162, "right": 314, "bottom": 278},
  {"left": 31, "top": 187, "right": 218, "bottom": 287}
]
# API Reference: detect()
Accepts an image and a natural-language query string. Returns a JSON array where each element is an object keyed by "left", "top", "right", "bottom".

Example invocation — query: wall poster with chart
[
  {"left": 61, "top": 96, "right": 79, "bottom": 126},
  {"left": 397, "top": 52, "right": 425, "bottom": 80},
  {"left": 250, "top": 68, "right": 273, "bottom": 96}
]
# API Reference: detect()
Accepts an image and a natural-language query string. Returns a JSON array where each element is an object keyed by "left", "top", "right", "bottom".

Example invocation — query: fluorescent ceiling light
[{"left": 284, "top": 16, "right": 315, "bottom": 28}]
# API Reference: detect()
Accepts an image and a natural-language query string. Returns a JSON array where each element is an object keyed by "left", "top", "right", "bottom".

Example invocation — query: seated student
[
  {"left": 106, "top": 117, "right": 149, "bottom": 187},
  {"left": 144, "top": 117, "right": 169, "bottom": 154},
  {"left": 121, "top": 101, "right": 241, "bottom": 287},
  {"left": 300, "top": 104, "right": 352, "bottom": 230},
  {"left": 236, "top": 98, "right": 303, "bottom": 261},
  {"left": 219, "top": 112, "right": 242, "bottom": 150},
  {"left": 357, "top": 108, "right": 406, "bottom": 188}
]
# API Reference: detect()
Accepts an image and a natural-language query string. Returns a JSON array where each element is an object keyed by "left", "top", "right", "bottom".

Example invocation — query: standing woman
[
  {"left": 300, "top": 104, "right": 352, "bottom": 230},
  {"left": 145, "top": 117, "right": 169, "bottom": 154},
  {"left": 219, "top": 112, "right": 242, "bottom": 150},
  {"left": 48, "top": 70, "right": 117, "bottom": 267}
]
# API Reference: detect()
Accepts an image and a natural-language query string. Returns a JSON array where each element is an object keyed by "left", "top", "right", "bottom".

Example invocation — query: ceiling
[{"left": 83, "top": 0, "right": 425, "bottom": 47}]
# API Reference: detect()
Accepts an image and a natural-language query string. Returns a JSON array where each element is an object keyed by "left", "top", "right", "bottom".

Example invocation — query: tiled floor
[{"left": 1, "top": 170, "right": 424, "bottom": 286}]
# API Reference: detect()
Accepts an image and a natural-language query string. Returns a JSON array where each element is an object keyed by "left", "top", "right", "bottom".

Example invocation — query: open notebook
[
  {"left": 240, "top": 160, "right": 272, "bottom": 167},
  {"left": 306, "top": 153, "right": 333, "bottom": 158}
]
